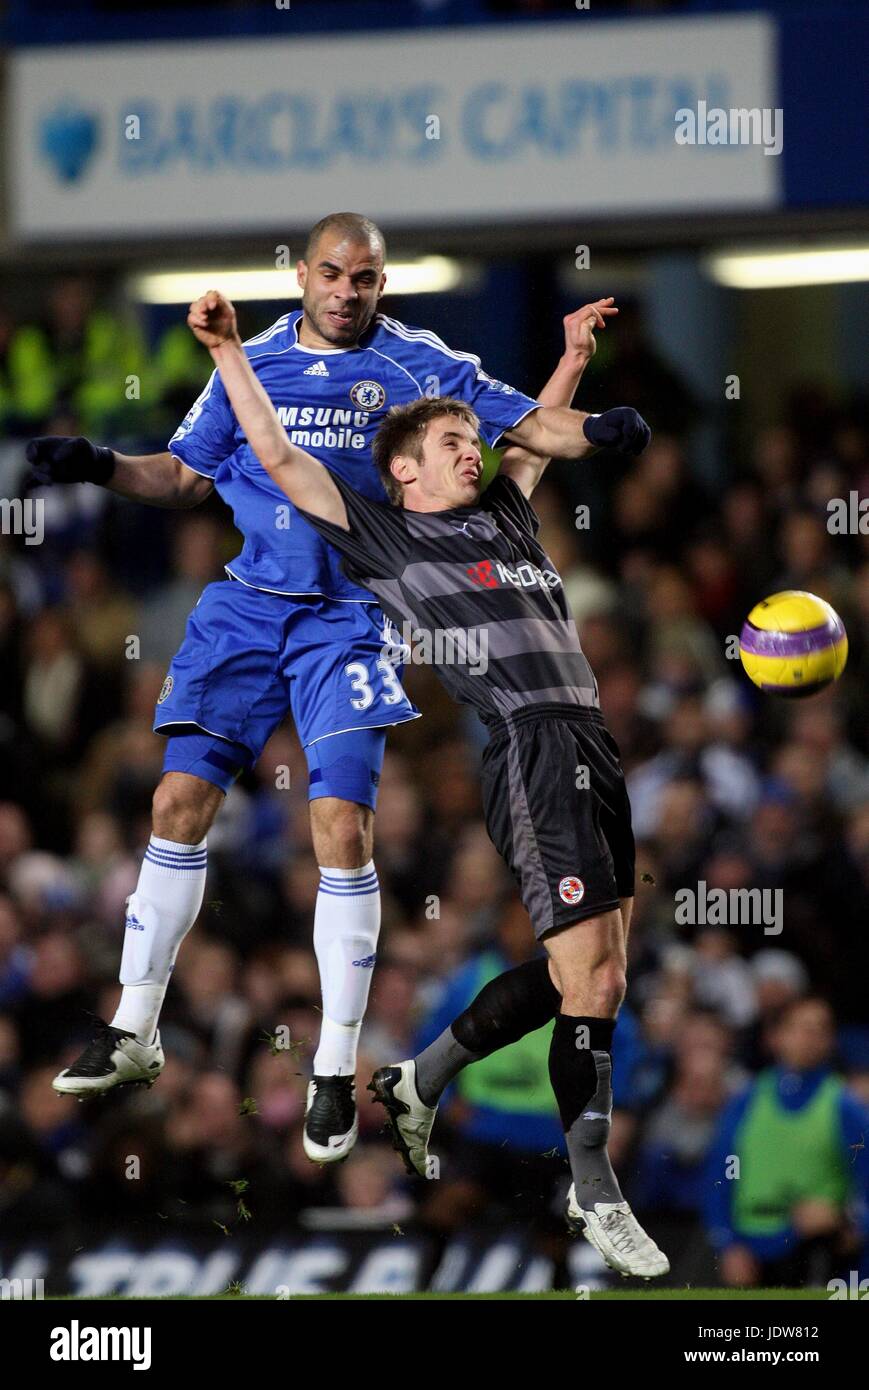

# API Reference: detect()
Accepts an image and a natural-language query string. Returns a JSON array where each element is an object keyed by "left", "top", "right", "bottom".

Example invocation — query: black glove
[
  {"left": 26, "top": 436, "right": 116, "bottom": 486},
  {"left": 582, "top": 408, "right": 651, "bottom": 456}
]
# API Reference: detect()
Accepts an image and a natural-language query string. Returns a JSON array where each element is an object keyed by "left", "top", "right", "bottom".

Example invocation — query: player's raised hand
[
  {"left": 563, "top": 297, "right": 618, "bottom": 362},
  {"left": 187, "top": 290, "right": 239, "bottom": 349}
]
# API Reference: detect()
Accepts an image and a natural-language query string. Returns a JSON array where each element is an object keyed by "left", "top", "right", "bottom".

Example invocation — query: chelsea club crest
[
  {"left": 157, "top": 674, "right": 174, "bottom": 704},
  {"left": 350, "top": 380, "right": 386, "bottom": 410}
]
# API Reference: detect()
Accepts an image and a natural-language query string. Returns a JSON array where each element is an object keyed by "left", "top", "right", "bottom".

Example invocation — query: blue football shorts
[{"left": 154, "top": 579, "right": 419, "bottom": 806}]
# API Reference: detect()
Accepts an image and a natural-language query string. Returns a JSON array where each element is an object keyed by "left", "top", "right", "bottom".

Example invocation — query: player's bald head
[{"left": 304, "top": 212, "right": 386, "bottom": 268}]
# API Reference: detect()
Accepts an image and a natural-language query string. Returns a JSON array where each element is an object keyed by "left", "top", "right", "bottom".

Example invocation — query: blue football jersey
[{"left": 168, "top": 309, "right": 541, "bottom": 600}]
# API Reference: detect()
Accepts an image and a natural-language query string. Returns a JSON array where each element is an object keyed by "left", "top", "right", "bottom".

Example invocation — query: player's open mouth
[{"left": 327, "top": 311, "right": 354, "bottom": 328}]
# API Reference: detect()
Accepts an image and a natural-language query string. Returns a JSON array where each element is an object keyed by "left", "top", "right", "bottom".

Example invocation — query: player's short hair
[
  {"left": 372, "top": 397, "right": 480, "bottom": 506},
  {"left": 304, "top": 212, "right": 386, "bottom": 266}
]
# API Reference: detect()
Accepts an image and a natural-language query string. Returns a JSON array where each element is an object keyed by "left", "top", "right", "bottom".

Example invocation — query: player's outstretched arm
[
  {"left": 509, "top": 397, "right": 651, "bottom": 463},
  {"left": 26, "top": 438, "right": 213, "bottom": 509},
  {"left": 500, "top": 293, "right": 650, "bottom": 464},
  {"left": 190, "top": 291, "right": 349, "bottom": 530},
  {"left": 500, "top": 299, "right": 614, "bottom": 498}
]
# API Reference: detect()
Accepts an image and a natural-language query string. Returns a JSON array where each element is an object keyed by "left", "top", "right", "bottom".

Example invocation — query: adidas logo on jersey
[{"left": 303, "top": 359, "right": 330, "bottom": 377}]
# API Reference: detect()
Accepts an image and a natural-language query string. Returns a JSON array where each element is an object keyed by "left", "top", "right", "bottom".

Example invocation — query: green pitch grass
[{"left": 46, "top": 1288, "right": 828, "bottom": 1300}]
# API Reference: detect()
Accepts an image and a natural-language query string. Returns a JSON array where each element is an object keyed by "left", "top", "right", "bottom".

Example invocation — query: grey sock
[
  {"left": 414, "top": 1025, "right": 481, "bottom": 1107},
  {"left": 565, "top": 1051, "right": 625, "bottom": 1209}
]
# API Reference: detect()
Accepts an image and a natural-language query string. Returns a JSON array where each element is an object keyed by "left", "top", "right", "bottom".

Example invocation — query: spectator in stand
[
  {"left": 0, "top": 895, "right": 29, "bottom": 1008},
  {"left": 137, "top": 516, "right": 227, "bottom": 669},
  {"left": 22, "top": 608, "right": 85, "bottom": 759},
  {"left": 705, "top": 997, "right": 869, "bottom": 1288},
  {"left": 63, "top": 550, "right": 139, "bottom": 677},
  {"left": 632, "top": 1047, "right": 728, "bottom": 1215},
  {"left": 7, "top": 277, "right": 150, "bottom": 437},
  {"left": 740, "top": 949, "right": 809, "bottom": 1070}
]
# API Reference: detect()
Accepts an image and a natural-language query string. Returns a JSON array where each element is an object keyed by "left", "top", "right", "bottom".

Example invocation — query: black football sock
[
  {"left": 548, "top": 1013, "right": 624, "bottom": 1208},
  {"left": 414, "top": 956, "right": 560, "bottom": 1107}
]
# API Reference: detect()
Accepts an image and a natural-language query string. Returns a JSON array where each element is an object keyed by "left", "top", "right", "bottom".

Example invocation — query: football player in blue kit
[{"left": 29, "top": 212, "right": 627, "bottom": 1163}]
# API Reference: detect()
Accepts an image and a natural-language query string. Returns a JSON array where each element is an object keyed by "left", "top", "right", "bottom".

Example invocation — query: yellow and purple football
[{"left": 739, "top": 591, "right": 848, "bottom": 698}]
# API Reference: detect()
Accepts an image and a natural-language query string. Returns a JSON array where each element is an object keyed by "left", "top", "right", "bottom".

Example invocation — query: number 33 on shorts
[{"left": 344, "top": 658, "right": 406, "bottom": 710}]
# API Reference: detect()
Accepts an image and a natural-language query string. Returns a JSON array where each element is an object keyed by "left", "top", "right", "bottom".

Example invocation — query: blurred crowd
[
  {"left": 0, "top": 276, "right": 867, "bottom": 1290},
  {"left": 0, "top": 277, "right": 211, "bottom": 448}
]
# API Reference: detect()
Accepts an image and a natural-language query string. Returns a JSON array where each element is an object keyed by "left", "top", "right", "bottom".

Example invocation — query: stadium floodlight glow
[
  {"left": 130, "top": 257, "right": 463, "bottom": 304},
  {"left": 706, "top": 245, "right": 869, "bottom": 289}
]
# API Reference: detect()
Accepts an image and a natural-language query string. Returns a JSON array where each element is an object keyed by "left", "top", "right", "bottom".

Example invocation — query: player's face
[
  {"left": 404, "top": 418, "right": 482, "bottom": 509},
  {"left": 297, "top": 234, "right": 385, "bottom": 348}
]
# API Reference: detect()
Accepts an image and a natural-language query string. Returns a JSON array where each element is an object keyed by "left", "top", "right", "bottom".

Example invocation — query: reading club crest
[
  {"left": 558, "top": 876, "right": 585, "bottom": 906},
  {"left": 350, "top": 380, "right": 386, "bottom": 410}
]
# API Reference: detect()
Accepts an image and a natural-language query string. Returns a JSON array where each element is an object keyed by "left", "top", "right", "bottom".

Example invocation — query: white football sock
[
  {"left": 111, "top": 835, "right": 207, "bottom": 1044},
  {"left": 312, "top": 861, "right": 380, "bottom": 1077}
]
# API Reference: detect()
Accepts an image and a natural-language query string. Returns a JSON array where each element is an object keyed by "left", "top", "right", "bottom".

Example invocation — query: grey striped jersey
[{"left": 299, "top": 472, "right": 599, "bottom": 723}]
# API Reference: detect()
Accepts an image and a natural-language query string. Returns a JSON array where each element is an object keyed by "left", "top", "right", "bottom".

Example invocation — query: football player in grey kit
[{"left": 186, "top": 288, "right": 668, "bottom": 1280}]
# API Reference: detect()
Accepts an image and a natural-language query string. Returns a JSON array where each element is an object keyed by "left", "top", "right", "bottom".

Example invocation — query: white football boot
[
  {"left": 566, "top": 1184, "right": 670, "bottom": 1279},
  {"left": 368, "top": 1061, "right": 437, "bottom": 1178},
  {"left": 53, "top": 1021, "right": 164, "bottom": 1098},
  {"left": 303, "top": 1075, "right": 358, "bottom": 1163}
]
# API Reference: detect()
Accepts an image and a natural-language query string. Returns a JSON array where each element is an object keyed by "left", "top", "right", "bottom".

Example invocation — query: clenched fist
[
  {"left": 187, "top": 290, "right": 240, "bottom": 350},
  {"left": 582, "top": 407, "right": 651, "bottom": 456},
  {"left": 26, "top": 435, "right": 116, "bottom": 486}
]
